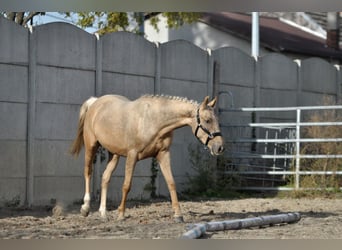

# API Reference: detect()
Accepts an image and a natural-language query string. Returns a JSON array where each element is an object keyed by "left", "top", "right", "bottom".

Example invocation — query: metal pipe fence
[{"left": 219, "top": 105, "right": 342, "bottom": 191}]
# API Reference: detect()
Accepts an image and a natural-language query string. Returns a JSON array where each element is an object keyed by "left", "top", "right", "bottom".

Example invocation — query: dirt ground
[{"left": 0, "top": 197, "right": 341, "bottom": 239}]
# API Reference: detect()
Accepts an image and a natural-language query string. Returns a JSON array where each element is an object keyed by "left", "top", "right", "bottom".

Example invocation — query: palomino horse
[{"left": 70, "top": 94, "right": 224, "bottom": 222}]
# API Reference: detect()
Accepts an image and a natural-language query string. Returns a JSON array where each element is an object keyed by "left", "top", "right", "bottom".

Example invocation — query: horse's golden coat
[{"left": 70, "top": 94, "right": 224, "bottom": 221}]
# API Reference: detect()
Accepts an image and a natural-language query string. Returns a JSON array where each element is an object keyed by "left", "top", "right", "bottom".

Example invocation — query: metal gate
[{"left": 218, "top": 93, "right": 342, "bottom": 191}]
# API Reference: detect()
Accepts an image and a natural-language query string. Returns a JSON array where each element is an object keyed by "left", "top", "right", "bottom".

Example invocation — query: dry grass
[{"left": 291, "top": 97, "right": 342, "bottom": 197}]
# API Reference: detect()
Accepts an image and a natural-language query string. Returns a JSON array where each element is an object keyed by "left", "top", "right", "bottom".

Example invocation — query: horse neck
[{"left": 153, "top": 99, "right": 196, "bottom": 131}]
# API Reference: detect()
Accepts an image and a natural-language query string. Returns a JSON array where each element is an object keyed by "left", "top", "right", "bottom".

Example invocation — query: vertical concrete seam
[
  {"left": 26, "top": 28, "right": 36, "bottom": 206},
  {"left": 154, "top": 42, "right": 161, "bottom": 95}
]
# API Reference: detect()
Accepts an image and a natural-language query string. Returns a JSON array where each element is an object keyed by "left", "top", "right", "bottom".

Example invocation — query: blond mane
[{"left": 141, "top": 94, "right": 199, "bottom": 106}]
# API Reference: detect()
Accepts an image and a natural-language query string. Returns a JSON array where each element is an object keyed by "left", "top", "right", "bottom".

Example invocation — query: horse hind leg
[
  {"left": 80, "top": 140, "right": 99, "bottom": 217},
  {"left": 99, "top": 153, "right": 120, "bottom": 218}
]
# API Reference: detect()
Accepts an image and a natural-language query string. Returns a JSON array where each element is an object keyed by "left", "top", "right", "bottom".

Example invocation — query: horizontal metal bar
[
  {"left": 229, "top": 186, "right": 342, "bottom": 191},
  {"left": 242, "top": 176, "right": 285, "bottom": 182},
  {"left": 226, "top": 138, "right": 342, "bottom": 143},
  {"left": 222, "top": 122, "right": 342, "bottom": 129},
  {"left": 227, "top": 154, "right": 342, "bottom": 159},
  {"left": 227, "top": 154, "right": 294, "bottom": 159},
  {"left": 227, "top": 164, "right": 287, "bottom": 171},
  {"left": 246, "top": 122, "right": 296, "bottom": 127},
  {"left": 230, "top": 186, "right": 295, "bottom": 191},
  {"left": 220, "top": 124, "right": 295, "bottom": 129},
  {"left": 224, "top": 171, "right": 342, "bottom": 175},
  {"left": 248, "top": 122, "right": 342, "bottom": 127},
  {"left": 220, "top": 105, "right": 342, "bottom": 113},
  {"left": 301, "top": 121, "right": 342, "bottom": 126}
]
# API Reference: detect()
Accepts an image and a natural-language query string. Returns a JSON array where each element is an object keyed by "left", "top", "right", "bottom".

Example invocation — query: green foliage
[
  {"left": 66, "top": 12, "right": 200, "bottom": 35},
  {"left": 144, "top": 157, "right": 159, "bottom": 198},
  {"left": 150, "top": 12, "right": 201, "bottom": 31},
  {"left": 3, "top": 12, "right": 201, "bottom": 36},
  {"left": 1, "top": 12, "right": 45, "bottom": 26},
  {"left": 66, "top": 12, "right": 130, "bottom": 35},
  {"left": 184, "top": 143, "right": 243, "bottom": 198}
]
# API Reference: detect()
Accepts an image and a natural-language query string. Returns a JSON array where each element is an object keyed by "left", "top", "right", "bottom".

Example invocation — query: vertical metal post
[
  {"left": 207, "top": 49, "right": 214, "bottom": 98},
  {"left": 251, "top": 12, "right": 259, "bottom": 59},
  {"left": 295, "top": 108, "right": 301, "bottom": 189}
]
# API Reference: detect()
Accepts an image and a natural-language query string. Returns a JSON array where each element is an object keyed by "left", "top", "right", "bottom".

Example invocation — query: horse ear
[
  {"left": 207, "top": 96, "right": 217, "bottom": 108},
  {"left": 201, "top": 96, "right": 210, "bottom": 109}
]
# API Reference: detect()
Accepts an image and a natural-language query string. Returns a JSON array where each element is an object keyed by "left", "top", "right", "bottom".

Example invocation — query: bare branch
[
  {"left": 23, "top": 12, "right": 45, "bottom": 25},
  {"left": 6, "top": 12, "right": 16, "bottom": 21},
  {"left": 15, "top": 12, "right": 24, "bottom": 25}
]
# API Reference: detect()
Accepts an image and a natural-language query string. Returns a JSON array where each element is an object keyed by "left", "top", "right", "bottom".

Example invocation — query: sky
[{"left": 33, "top": 12, "right": 98, "bottom": 33}]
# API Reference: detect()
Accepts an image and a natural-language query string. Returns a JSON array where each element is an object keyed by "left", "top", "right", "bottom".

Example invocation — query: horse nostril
[{"left": 218, "top": 146, "right": 225, "bottom": 153}]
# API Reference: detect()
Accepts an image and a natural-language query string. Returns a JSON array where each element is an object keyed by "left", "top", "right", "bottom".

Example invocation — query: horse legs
[
  {"left": 98, "top": 153, "right": 120, "bottom": 218},
  {"left": 117, "top": 151, "right": 137, "bottom": 220},
  {"left": 80, "top": 140, "right": 98, "bottom": 217},
  {"left": 156, "top": 150, "right": 183, "bottom": 222}
]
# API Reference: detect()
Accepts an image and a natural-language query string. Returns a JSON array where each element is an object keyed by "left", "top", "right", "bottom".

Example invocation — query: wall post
[{"left": 26, "top": 28, "right": 37, "bottom": 206}]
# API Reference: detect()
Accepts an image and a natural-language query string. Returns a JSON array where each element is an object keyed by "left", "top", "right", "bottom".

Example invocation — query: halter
[{"left": 194, "top": 107, "right": 222, "bottom": 147}]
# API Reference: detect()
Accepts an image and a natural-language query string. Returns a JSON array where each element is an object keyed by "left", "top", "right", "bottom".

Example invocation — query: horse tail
[{"left": 70, "top": 97, "right": 98, "bottom": 156}]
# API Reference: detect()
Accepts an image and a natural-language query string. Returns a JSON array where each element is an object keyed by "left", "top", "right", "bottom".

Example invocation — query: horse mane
[{"left": 141, "top": 94, "right": 199, "bottom": 106}]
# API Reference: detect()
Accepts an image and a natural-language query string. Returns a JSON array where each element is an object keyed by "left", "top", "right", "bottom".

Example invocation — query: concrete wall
[
  {"left": 32, "top": 22, "right": 97, "bottom": 205},
  {"left": 1, "top": 17, "right": 341, "bottom": 206},
  {"left": 0, "top": 17, "right": 29, "bottom": 206}
]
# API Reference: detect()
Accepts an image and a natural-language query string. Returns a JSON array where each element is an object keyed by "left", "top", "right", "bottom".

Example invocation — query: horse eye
[{"left": 205, "top": 119, "right": 211, "bottom": 124}]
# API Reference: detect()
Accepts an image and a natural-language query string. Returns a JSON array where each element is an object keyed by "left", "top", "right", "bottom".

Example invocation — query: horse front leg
[
  {"left": 117, "top": 151, "right": 137, "bottom": 220},
  {"left": 156, "top": 150, "right": 183, "bottom": 222},
  {"left": 99, "top": 153, "right": 120, "bottom": 218}
]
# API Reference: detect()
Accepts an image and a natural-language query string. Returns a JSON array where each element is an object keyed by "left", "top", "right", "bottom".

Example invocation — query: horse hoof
[
  {"left": 99, "top": 210, "right": 107, "bottom": 218},
  {"left": 174, "top": 216, "right": 184, "bottom": 223},
  {"left": 97, "top": 213, "right": 109, "bottom": 222},
  {"left": 117, "top": 215, "right": 125, "bottom": 221},
  {"left": 80, "top": 207, "right": 90, "bottom": 217},
  {"left": 117, "top": 212, "right": 129, "bottom": 221}
]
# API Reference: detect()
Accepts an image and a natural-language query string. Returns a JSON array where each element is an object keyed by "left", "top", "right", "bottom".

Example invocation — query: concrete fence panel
[
  {"left": 0, "top": 17, "right": 29, "bottom": 64},
  {"left": 102, "top": 32, "right": 156, "bottom": 99},
  {"left": 32, "top": 23, "right": 97, "bottom": 204},
  {"left": 299, "top": 58, "right": 339, "bottom": 106},
  {"left": 257, "top": 53, "right": 299, "bottom": 120},
  {"left": 213, "top": 47, "right": 255, "bottom": 116},
  {"left": 35, "top": 22, "right": 96, "bottom": 69},
  {"left": 100, "top": 32, "right": 158, "bottom": 202},
  {"left": 0, "top": 17, "right": 29, "bottom": 206},
  {"left": 1, "top": 17, "right": 342, "bottom": 206},
  {"left": 157, "top": 40, "right": 210, "bottom": 195}
]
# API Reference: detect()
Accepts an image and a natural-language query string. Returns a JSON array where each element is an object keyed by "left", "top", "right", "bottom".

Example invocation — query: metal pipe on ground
[{"left": 180, "top": 212, "right": 301, "bottom": 239}]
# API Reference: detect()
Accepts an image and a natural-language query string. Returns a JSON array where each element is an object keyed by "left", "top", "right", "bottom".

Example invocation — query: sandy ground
[{"left": 0, "top": 197, "right": 341, "bottom": 239}]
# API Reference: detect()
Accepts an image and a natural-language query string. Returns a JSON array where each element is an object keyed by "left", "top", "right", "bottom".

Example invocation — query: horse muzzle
[{"left": 210, "top": 142, "right": 225, "bottom": 156}]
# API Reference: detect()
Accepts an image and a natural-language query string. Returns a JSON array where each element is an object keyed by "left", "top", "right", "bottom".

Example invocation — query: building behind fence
[{"left": 1, "top": 16, "right": 341, "bottom": 206}]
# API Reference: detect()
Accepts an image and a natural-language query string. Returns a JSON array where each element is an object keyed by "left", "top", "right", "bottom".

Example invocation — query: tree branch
[
  {"left": 6, "top": 12, "right": 16, "bottom": 21},
  {"left": 15, "top": 12, "right": 24, "bottom": 25},
  {"left": 23, "top": 12, "right": 45, "bottom": 25}
]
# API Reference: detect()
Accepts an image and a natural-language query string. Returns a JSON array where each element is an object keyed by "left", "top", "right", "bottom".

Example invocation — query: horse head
[{"left": 193, "top": 96, "right": 225, "bottom": 156}]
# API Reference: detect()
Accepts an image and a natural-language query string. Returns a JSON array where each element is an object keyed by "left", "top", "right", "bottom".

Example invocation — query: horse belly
[
  {"left": 137, "top": 134, "right": 173, "bottom": 160},
  {"left": 95, "top": 120, "right": 134, "bottom": 156}
]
